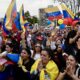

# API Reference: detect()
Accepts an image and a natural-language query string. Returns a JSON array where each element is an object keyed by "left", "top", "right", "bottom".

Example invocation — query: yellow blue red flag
[
  {"left": 20, "top": 4, "right": 28, "bottom": 33},
  {"left": 3, "top": 0, "right": 17, "bottom": 34},
  {"left": 44, "top": 3, "right": 74, "bottom": 20}
]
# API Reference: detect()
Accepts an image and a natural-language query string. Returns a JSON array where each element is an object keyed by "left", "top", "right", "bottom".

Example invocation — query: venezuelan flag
[
  {"left": 3, "top": 0, "right": 17, "bottom": 34},
  {"left": 44, "top": 3, "right": 74, "bottom": 20},
  {"left": 14, "top": 12, "right": 22, "bottom": 30},
  {"left": 6, "top": 0, "right": 16, "bottom": 23},
  {"left": 11, "top": 0, "right": 18, "bottom": 32},
  {"left": 11, "top": 0, "right": 17, "bottom": 19},
  {"left": 3, "top": 16, "right": 10, "bottom": 34},
  {"left": 19, "top": 4, "right": 26, "bottom": 33},
  {"left": 5, "top": 0, "right": 17, "bottom": 30}
]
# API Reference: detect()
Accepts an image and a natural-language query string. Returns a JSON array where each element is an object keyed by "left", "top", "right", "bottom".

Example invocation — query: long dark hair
[
  {"left": 21, "top": 48, "right": 31, "bottom": 58},
  {"left": 32, "top": 43, "right": 42, "bottom": 58},
  {"left": 6, "top": 42, "right": 13, "bottom": 49},
  {"left": 42, "top": 48, "right": 54, "bottom": 60},
  {"left": 68, "top": 54, "right": 78, "bottom": 63}
]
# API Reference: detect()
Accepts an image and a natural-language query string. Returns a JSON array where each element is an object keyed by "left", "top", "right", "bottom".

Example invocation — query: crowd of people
[{"left": 0, "top": 21, "right": 80, "bottom": 80}]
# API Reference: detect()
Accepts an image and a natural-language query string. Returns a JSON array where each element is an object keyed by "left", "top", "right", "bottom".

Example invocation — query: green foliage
[
  {"left": 24, "top": 11, "right": 30, "bottom": 18},
  {"left": 24, "top": 11, "right": 39, "bottom": 24},
  {"left": 77, "top": 0, "right": 80, "bottom": 5},
  {"left": 27, "top": 16, "right": 39, "bottom": 24},
  {"left": 32, "top": 16, "right": 39, "bottom": 24}
]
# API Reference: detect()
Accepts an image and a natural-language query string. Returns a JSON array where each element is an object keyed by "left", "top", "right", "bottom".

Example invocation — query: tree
[
  {"left": 24, "top": 11, "right": 30, "bottom": 19},
  {"left": 24, "top": 11, "right": 39, "bottom": 24},
  {"left": 77, "top": 0, "right": 80, "bottom": 5},
  {"left": 25, "top": 16, "right": 39, "bottom": 24},
  {"left": 32, "top": 16, "right": 39, "bottom": 24}
]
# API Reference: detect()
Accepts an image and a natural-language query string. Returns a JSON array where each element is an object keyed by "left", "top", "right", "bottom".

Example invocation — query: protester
[
  {"left": 75, "top": 37, "right": 80, "bottom": 64},
  {"left": 0, "top": 42, "right": 14, "bottom": 58},
  {"left": 31, "top": 48, "right": 59, "bottom": 80},
  {"left": 57, "top": 54, "right": 80, "bottom": 80},
  {"left": 50, "top": 35, "right": 57, "bottom": 50},
  {"left": 20, "top": 48, "right": 35, "bottom": 71},
  {"left": 12, "top": 48, "right": 35, "bottom": 80},
  {"left": 64, "top": 22, "right": 80, "bottom": 55},
  {"left": 32, "top": 43, "right": 42, "bottom": 60},
  {"left": 53, "top": 46, "right": 66, "bottom": 71}
]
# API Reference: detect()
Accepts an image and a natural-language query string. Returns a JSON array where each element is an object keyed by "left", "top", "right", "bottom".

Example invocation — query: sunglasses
[{"left": 35, "top": 46, "right": 41, "bottom": 47}]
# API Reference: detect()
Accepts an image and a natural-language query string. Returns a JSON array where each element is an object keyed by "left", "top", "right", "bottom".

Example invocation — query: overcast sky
[{"left": 0, "top": 0, "right": 54, "bottom": 18}]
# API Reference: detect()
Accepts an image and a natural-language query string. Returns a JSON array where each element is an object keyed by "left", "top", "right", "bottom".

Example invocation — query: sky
[{"left": 0, "top": 0, "right": 54, "bottom": 18}]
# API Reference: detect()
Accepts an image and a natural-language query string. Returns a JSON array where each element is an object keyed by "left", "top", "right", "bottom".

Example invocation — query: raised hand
[
  {"left": 37, "top": 61, "right": 43, "bottom": 72},
  {"left": 66, "top": 64, "right": 74, "bottom": 77}
]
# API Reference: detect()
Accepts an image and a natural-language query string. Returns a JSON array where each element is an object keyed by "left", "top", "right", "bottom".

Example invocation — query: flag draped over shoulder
[
  {"left": 11, "top": 0, "right": 18, "bottom": 32},
  {"left": 30, "top": 59, "right": 59, "bottom": 80},
  {"left": 6, "top": 0, "right": 17, "bottom": 30}
]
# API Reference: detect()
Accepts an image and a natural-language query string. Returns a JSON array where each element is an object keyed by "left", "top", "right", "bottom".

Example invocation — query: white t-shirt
[
  {"left": 34, "top": 53, "right": 41, "bottom": 60},
  {"left": 27, "top": 34, "right": 32, "bottom": 48},
  {"left": 50, "top": 41, "right": 56, "bottom": 50}
]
